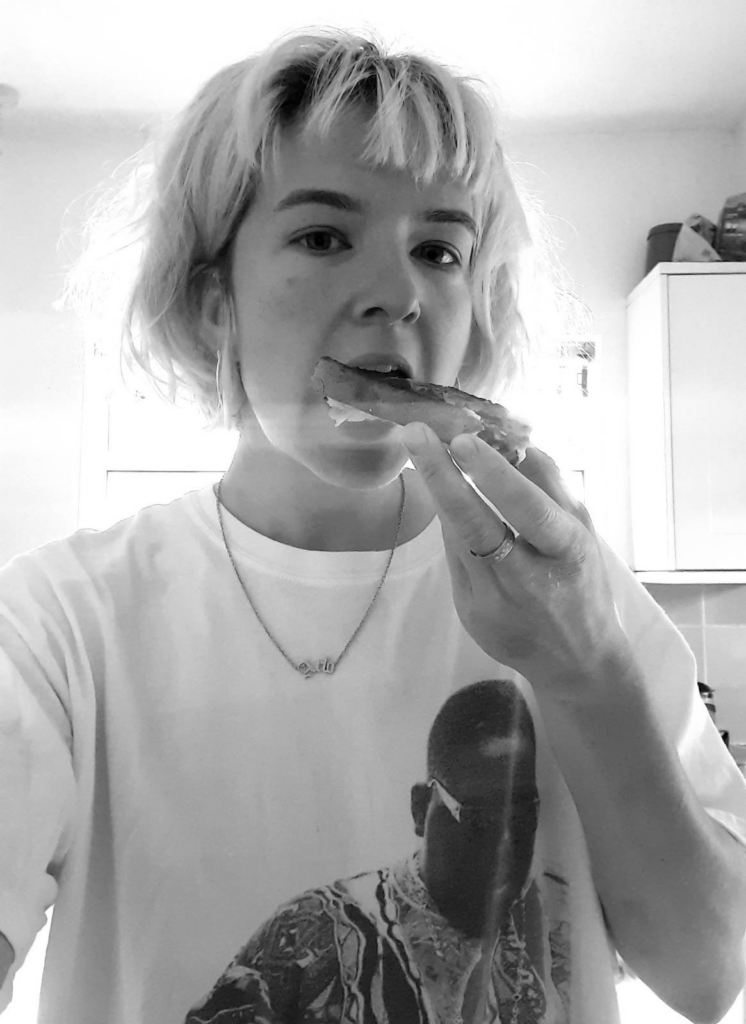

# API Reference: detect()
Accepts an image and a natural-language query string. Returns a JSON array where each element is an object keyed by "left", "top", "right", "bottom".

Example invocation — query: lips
[{"left": 343, "top": 355, "right": 413, "bottom": 379}]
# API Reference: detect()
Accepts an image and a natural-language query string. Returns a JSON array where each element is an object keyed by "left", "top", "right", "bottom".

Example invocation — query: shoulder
[
  {"left": 188, "top": 882, "right": 372, "bottom": 1024},
  {"left": 0, "top": 488, "right": 211, "bottom": 613},
  {"left": 237, "top": 870, "right": 389, "bottom": 965},
  {"left": 236, "top": 885, "right": 340, "bottom": 966}
]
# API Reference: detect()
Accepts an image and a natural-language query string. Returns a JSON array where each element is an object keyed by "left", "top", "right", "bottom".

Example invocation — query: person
[
  {"left": 1, "top": 26, "right": 745, "bottom": 1024},
  {"left": 185, "top": 679, "right": 571, "bottom": 1024}
]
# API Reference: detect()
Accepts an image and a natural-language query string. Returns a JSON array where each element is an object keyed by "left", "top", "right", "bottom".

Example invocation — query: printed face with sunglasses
[
  {"left": 413, "top": 736, "right": 540, "bottom": 937},
  {"left": 427, "top": 776, "right": 540, "bottom": 832}
]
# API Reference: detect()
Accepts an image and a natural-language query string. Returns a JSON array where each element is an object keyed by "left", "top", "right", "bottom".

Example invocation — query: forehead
[
  {"left": 442, "top": 734, "right": 537, "bottom": 800},
  {"left": 256, "top": 110, "right": 476, "bottom": 216}
]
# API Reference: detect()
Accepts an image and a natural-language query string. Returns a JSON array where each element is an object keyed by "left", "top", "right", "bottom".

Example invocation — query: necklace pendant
[
  {"left": 297, "top": 657, "right": 337, "bottom": 678},
  {"left": 216, "top": 476, "right": 404, "bottom": 682}
]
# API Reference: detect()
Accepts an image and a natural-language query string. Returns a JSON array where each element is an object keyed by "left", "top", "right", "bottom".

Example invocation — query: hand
[{"left": 401, "top": 423, "right": 631, "bottom": 696}]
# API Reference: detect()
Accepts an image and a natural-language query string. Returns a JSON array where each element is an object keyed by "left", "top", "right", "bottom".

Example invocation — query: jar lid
[{"left": 647, "top": 223, "right": 682, "bottom": 239}]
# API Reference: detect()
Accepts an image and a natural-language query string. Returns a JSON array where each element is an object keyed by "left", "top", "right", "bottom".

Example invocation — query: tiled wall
[{"left": 644, "top": 585, "right": 746, "bottom": 744}]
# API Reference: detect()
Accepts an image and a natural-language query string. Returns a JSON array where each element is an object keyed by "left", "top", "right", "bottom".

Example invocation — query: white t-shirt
[{"left": 0, "top": 483, "right": 744, "bottom": 1024}]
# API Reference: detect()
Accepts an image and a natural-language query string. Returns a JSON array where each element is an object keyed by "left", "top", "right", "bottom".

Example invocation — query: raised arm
[{"left": 402, "top": 423, "right": 746, "bottom": 1024}]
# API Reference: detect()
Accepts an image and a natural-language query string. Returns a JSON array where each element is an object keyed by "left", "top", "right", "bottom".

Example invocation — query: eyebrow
[{"left": 273, "top": 188, "right": 478, "bottom": 237}]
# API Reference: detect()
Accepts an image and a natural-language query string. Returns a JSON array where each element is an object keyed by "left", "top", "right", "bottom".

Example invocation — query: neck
[{"left": 218, "top": 437, "right": 433, "bottom": 551}]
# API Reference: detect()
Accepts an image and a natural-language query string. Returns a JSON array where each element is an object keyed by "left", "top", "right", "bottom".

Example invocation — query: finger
[
  {"left": 439, "top": 520, "right": 475, "bottom": 596},
  {"left": 519, "top": 448, "right": 594, "bottom": 532},
  {"left": 401, "top": 422, "right": 514, "bottom": 558},
  {"left": 447, "top": 433, "right": 579, "bottom": 559}
]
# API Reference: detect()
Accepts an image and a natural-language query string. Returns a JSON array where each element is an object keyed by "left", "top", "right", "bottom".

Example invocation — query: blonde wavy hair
[{"left": 65, "top": 26, "right": 576, "bottom": 430}]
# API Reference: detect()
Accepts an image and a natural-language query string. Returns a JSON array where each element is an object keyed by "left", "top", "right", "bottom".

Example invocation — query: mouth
[
  {"left": 312, "top": 355, "right": 413, "bottom": 437},
  {"left": 342, "top": 355, "right": 413, "bottom": 380},
  {"left": 331, "top": 414, "right": 401, "bottom": 441}
]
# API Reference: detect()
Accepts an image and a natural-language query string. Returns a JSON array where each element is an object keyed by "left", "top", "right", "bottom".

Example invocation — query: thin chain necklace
[{"left": 214, "top": 475, "right": 405, "bottom": 679}]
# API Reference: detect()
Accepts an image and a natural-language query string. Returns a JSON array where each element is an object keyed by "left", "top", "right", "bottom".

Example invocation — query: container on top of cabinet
[{"left": 627, "top": 262, "right": 746, "bottom": 583}]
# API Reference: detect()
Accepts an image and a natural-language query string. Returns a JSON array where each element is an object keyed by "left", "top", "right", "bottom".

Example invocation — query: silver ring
[{"left": 470, "top": 525, "right": 517, "bottom": 565}]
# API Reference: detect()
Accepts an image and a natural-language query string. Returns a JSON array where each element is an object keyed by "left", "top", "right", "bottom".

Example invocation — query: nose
[{"left": 352, "top": 254, "right": 422, "bottom": 327}]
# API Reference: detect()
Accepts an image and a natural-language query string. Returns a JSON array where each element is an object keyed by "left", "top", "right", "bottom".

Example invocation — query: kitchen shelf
[{"left": 635, "top": 571, "right": 746, "bottom": 584}]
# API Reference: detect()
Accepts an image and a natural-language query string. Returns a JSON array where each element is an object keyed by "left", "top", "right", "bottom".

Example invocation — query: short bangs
[
  {"left": 262, "top": 35, "right": 501, "bottom": 198},
  {"left": 210, "top": 31, "right": 513, "bottom": 271}
]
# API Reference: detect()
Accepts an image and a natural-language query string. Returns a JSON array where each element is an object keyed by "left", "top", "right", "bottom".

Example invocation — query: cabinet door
[{"left": 668, "top": 274, "right": 746, "bottom": 569}]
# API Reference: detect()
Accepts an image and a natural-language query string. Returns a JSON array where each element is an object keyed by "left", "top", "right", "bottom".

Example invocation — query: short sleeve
[
  {"left": 0, "top": 559, "right": 78, "bottom": 1009},
  {"left": 599, "top": 537, "right": 746, "bottom": 848}
]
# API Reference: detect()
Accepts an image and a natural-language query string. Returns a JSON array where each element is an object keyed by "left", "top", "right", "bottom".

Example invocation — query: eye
[
  {"left": 419, "top": 243, "right": 462, "bottom": 268},
  {"left": 293, "top": 229, "right": 348, "bottom": 254}
]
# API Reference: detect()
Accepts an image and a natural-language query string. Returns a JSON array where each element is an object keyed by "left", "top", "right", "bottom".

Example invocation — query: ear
[
  {"left": 197, "top": 270, "right": 232, "bottom": 355},
  {"left": 410, "top": 783, "right": 431, "bottom": 838}
]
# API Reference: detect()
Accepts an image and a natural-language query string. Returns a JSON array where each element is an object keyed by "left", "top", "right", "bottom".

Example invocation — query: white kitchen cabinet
[{"left": 627, "top": 263, "right": 746, "bottom": 578}]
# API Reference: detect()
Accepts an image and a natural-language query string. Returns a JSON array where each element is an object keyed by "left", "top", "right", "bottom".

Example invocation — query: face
[
  {"left": 221, "top": 108, "right": 477, "bottom": 490},
  {"left": 416, "top": 730, "right": 539, "bottom": 930}
]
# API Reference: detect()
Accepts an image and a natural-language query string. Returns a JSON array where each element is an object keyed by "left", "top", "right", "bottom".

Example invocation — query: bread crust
[{"left": 312, "top": 358, "right": 530, "bottom": 466}]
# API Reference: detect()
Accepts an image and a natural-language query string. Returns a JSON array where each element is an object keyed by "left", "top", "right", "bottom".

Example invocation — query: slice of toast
[{"left": 312, "top": 357, "right": 530, "bottom": 466}]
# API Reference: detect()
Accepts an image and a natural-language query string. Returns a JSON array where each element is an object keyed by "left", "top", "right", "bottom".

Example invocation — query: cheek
[
  {"left": 236, "top": 276, "right": 324, "bottom": 388},
  {"left": 246, "top": 276, "right": 318, "bottom": 344},
  {"left": 425, "top": 812, "right": 474, "bottom": 864},
  {"left": 264, "top": 274, "right": 318, "bottom": 317},
  {"left": 429, "top": 298, "right": 475, "bottom": 380}
]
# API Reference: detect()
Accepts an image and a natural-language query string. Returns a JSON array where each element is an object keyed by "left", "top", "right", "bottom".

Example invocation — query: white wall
[
  {"left": 0, "top": 116, "right": 742, "bottom": 565},
  {"left": 734, "top": 116, "right": 746, "bottom": 179},
  {"left": 506, "top": 128, "right": 738, "bottom": 555},
  {"left": 0, "top": 115, "right": 143, "bottom": 567}
]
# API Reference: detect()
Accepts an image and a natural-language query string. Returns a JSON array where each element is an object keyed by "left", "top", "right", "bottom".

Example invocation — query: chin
[{"left": 309, "top": 444, "right": 409, "bottom": 491}]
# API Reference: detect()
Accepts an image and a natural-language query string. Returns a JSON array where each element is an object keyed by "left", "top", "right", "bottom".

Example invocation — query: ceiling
[{"left": 4, "top": 0, "right": 746, "bottom": 133}]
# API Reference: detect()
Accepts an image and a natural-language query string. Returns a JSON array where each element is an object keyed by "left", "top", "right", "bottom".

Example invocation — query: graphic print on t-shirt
[{"left": 185, "top": 680, "right": 572, "bottom": 1023}]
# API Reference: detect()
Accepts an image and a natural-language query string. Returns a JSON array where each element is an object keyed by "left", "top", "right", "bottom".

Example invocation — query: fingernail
[
  {"left": 401, "top": 422, "right": 430, "bottom": 452},
  {"left": 450, "top": 433, "right": 481, "bottom": 462}
]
